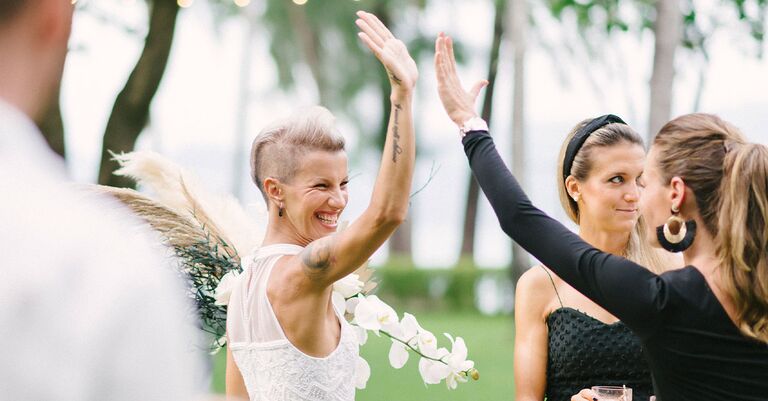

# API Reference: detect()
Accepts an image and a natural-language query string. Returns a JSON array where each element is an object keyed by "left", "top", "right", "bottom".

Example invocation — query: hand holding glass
[{"left": 591, "top": 386, "right": 632, "bottom": 401}]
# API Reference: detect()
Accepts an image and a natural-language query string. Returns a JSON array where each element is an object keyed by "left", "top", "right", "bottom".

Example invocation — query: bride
[{"left": 225, "top": 11, "right": 418, "bottom": 401}]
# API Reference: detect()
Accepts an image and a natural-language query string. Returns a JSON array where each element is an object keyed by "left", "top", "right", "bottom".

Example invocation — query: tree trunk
[
  {"left": 647, "top": 0, "right": 681, "bottom": 142},
  {"left": 286, "top": 3, "right": 329, "bottom": 106},
  {"left": 37, "top": 90, "right": 66, "bottom": 159},
  {"left": 459, "top": 0, "right": 506, "bottom": 263},
  {"left": 509, "top": 0, "right": 529, "bottom": 284},
  {"left": 97, "top": 0, "right": 180, "bottom": 187},
  {"left": 232, "top": 10, "right": 257, "bottom": 199}
]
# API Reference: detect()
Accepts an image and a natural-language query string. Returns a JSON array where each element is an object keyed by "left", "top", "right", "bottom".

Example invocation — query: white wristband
[{"left": 459, "top": 117, "right": 488, "bottom": 138}]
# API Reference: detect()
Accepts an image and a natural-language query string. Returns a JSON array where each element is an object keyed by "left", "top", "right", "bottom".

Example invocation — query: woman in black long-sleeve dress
[{"left": 434, "top": 34, "right": 768, "bottom": 401}]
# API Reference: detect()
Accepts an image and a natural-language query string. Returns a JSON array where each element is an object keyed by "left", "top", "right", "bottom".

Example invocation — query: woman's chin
[{"left": 604, "top": 221, "right": 636, "bottom": 235}]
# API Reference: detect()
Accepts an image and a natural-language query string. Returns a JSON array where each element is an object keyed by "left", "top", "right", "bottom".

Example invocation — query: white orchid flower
[
  {"left": 352, "top": 295, "right": 399, "bottom": 335},
  {"left": 443, "top": 334, "right": 475, "bottom": 390},
  {"left": 351, "top": 295, "right": 379, "bottom": 332},
  {"left": 342, "top": 292, "right": 478, "bottom": 389},
  {"left": 399, "top": 313, "right": 420, "bottom": 344},
  {"left": 333, "top": 273, "right": 364, "bottom": 298},
  {"left": 389, "top": 341, "right": 409, "bottom": 369},
  {"left": 213, "top": 270, "right": 242, "bottom": 306},
  {"left": 345, "top": 295, "right": 361, "bottom": 314},
  {"left": 418, "top": 348, "right": 451, "bottom": 384},
  {"left": 354, "top": 355, "right": 371, "bottom": 389},
  {"left": 387, "top": 312, "right": 422, "bottom": 369},
  {"left": 416, "top": 328, "right": 438, "bottom": 357},
  {"left": 354, "top": 325, "right": 369, "bottom": 346}
]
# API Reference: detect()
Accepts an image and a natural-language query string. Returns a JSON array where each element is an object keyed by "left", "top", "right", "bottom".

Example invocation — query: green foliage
[
  {"left": 731, "top": 0, "right": 767, "bottom": 47},
  {"left": 203, "top": 0, "right": 468, "bottom": 155},
  {"left": 544, "top": 0, "right": 766, "bottom": 55},
  {"left": 174, "top": 233, "right": 241, "bottom": 349},
  {"left": 263, "top": 1, "right": 386, "bottom": 103},
  {"left": 258, "top": 0, "right": 437, "bottom": 142},
  {"left": 372, "top": 265, "right": 510, "bottom": 313},
  {"left": 547, "top": 0, "right": 633, "bottom": 33}
]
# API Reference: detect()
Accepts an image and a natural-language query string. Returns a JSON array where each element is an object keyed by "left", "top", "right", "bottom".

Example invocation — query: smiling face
[
  {"left": 569, "top": 142, "right": 646, "bottom": 234},
  {"left": 278, "top": 150, "right": 349, "bottom": 242}
]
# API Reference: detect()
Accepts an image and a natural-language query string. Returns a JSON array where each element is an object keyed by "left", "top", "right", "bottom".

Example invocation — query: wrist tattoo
[
  {"left": 389, "top": 72, "right": 402, "bottom": 85},
  {"left": 392, "top": 103, "right": 403, "bottom": 163},
  {"left": 301, "top": 236, "right": 334, "bottom": 276}
]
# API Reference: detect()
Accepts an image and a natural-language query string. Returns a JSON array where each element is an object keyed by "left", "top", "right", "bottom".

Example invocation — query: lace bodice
[{"left": 227, "top": 244, "right": 359, "bottom": 401}]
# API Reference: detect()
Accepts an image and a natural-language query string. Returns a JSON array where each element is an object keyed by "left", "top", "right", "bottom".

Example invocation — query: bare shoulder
[
  {"left": 517, "top": 265, "right": 559, "bottom": 293},
  {"left": 516, "top": 265, "right": 559, "bottom": 318},
  {"left": 297, "top": 234, "right": 338, "bottom": 283}
]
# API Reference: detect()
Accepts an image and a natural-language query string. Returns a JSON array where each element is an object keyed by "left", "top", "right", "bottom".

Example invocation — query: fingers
[
  {"left": 439, "top": 35, "right": 465, "bottom": 91},
  {"left": 574, "top": 389, "right": 597, "bottom": 401},
  {"left": 355, "top": 18, "right": 385, "bottom": 49},
  {"left": 434, "top": 38, "right": 452, "bottom": 88},
  {"left": 469, "top": 80, "right": 489, "bottom": 100},
  {"left": 434, "top": 34, "right": 453, "bottom": 83},
  {"left": 358, "top": 11, "right": 394, "bottom": 40},
  {"left": 435, "top": 36, "right": 468, "bottom": 103},
  {"left": 357, "top": 32, "right": 382, "bottom": 58},
  {"left": 355, "top": 11, "right": 392, "bottom": 45},
  {"left": 445, "top": 36, "right": 460, "bottom": 83}
]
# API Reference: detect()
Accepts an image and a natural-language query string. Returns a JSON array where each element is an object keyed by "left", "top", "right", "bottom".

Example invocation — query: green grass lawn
[{"left": 211, "top": 312, "right": 515, "bottom": 400}]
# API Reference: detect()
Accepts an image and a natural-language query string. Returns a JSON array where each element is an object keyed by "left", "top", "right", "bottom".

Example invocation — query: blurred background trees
[{"left": 48, "top": 0, "right": 767, "bottom": 313}]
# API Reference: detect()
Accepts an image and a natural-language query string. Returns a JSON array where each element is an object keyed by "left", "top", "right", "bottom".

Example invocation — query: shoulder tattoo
[{"left": 301, "top": 236, "right": 335, "bottom": 276}]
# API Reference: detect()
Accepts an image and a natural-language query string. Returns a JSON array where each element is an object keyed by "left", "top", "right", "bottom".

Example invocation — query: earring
[
  {"left": 572, "top": 194, "right": 579, "bottom": 202},
  {"left": 278, "top": 202, "right": 284, "bottom": 218},
  {"left": 656, "top": 205, "right": 697, "bottom": 252}
]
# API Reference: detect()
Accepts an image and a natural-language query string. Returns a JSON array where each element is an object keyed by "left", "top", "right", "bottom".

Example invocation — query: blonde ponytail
[
  {"left": 717, "top": 143, "right": 768, "bottom": 341},
  {"left": 654, "top": 113, "right": 768, "bottom": 342}
]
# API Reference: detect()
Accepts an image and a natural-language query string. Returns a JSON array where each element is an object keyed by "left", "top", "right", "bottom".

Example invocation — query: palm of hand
[
  {"left": 356, "top": 11, "right": 418, "bottom": 92},
  {"left": 379, "top": 39, "right": 418, "bottom": 90},
  {"left": 434, "top": 33, "right": 487, "bottom": 125}
]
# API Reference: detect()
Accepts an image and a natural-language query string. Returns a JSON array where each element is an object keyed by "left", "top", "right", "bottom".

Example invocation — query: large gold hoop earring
[{"left": 655, "top": 207, "right": 697, "bottom": 253}]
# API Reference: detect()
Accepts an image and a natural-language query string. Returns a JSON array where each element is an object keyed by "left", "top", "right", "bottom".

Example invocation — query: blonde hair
[
  {"left": 557, "top": 119, "right": 670, "bottom": 274},
  {"left": 250, "top": 106, "right": 345, "bottom": 205},
  {"left": 654, "top": 113, "right": 768, "bottom": 342}
]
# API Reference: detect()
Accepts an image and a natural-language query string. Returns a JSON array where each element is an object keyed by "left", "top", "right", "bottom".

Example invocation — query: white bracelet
[{"left": 459, "top": 117, "right": 489, "bottom": 138}]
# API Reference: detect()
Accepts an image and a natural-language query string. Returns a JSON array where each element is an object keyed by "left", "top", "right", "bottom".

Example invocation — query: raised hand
[
  {"left": 356, "top": 11, "right": 418, "bottom": 98},
  {"left": 434, "top": 32, "right": 488, "bottom": 126}
]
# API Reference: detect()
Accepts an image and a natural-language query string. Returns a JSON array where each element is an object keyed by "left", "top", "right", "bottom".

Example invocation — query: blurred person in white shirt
[{"left": 0, "top": 1, "right": 207, "bottom": 400}]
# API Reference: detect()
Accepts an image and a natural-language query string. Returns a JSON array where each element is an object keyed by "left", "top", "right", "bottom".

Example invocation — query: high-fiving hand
[
  {"left": 434, "top": 32, "right": 488, "bottom": 127},
  {"left": 356, "top": 11, "right": 418, "bottom": 98}
]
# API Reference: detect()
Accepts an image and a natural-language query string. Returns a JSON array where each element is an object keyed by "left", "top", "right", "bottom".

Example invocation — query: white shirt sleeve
[{"left": 0, "top": 100, "right": 208, "bottom": 401}]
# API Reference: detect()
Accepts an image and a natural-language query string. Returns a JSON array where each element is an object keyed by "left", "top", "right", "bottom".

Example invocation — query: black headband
[{"left": 562, "top": 114, "right": 627, "bottom": 180}]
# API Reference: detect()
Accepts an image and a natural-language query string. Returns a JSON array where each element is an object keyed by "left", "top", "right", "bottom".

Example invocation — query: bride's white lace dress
[{"left": 227, "top": 244, "right": 359, "bottom": 401}]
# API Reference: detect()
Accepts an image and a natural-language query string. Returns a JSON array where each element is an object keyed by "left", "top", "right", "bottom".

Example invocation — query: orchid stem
[
  {"left": 349, "top": 322, "right": 472, "bottom": 376},
  {"left": 380, "top": 329, "right": 446, "bottom": 364},
  {"left": 345, "top": 292, "right": 474, "bottom": 376}
]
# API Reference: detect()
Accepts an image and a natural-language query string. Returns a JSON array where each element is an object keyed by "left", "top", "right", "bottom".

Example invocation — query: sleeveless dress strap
[{"left": 539, "top": 265, "right": 564, "bottom": 308}]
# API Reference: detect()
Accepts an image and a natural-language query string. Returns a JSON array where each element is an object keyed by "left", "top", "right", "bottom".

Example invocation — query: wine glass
[{"left": 591, "top": 385, "right": 633, "bottom": 401}]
